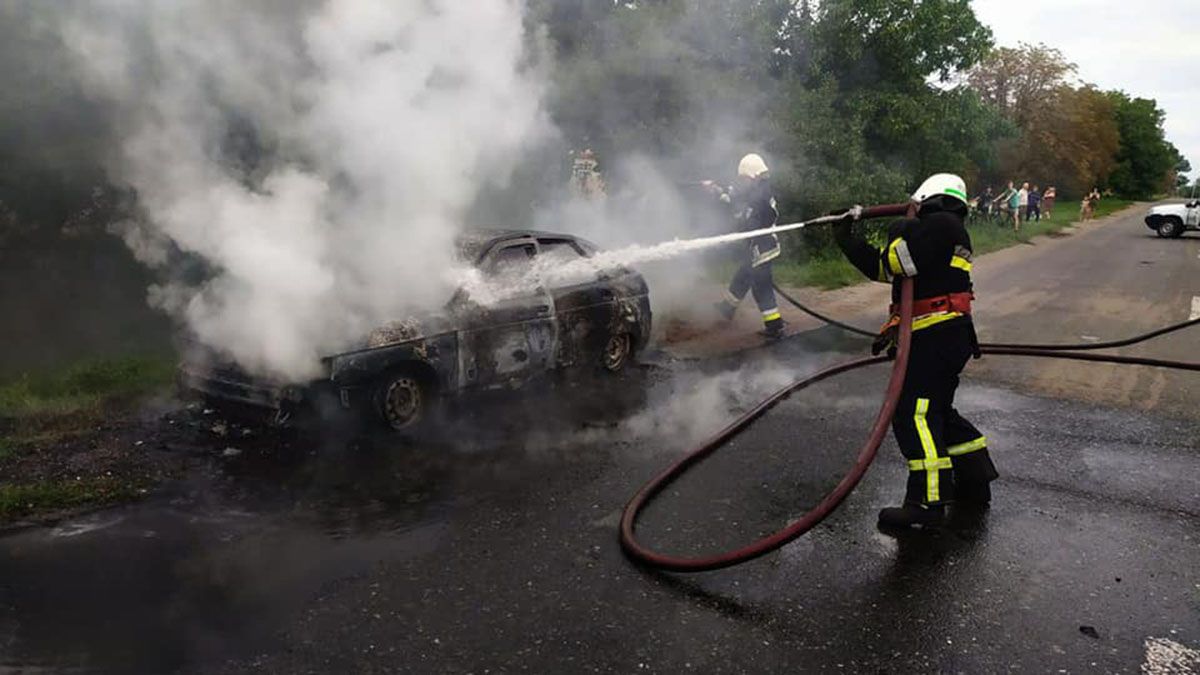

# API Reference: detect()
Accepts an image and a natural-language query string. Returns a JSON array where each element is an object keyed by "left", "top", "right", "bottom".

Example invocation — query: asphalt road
[
  {"left": 968, "top": 202, "right": 1200, "bottom": 418},
  {"left": 2, "top": 204, "right": 1199, "bottom": 673}
]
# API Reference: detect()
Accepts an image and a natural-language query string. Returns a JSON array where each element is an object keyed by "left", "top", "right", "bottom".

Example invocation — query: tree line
[
  {"left": 0, "top": 0, "right": 1186, "bottom": 243},
  {"left": 532, "top": 0, "right": 1186, "bottom": 223}
]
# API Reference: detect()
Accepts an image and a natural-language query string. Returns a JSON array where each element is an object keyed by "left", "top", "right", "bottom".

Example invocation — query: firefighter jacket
[
  {"left": 724, "top": 179, "right": 781, "bottom": 267},
  {"left": 835, "top": 205, "right": 974, "bottom": 334}
]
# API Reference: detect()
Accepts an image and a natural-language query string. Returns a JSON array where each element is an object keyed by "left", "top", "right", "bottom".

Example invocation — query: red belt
[{"left": 889, "top": 292, "right": 974, "bottom": 317}]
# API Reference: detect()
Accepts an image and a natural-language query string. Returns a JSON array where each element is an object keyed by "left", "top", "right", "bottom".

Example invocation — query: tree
[
  {"left": 965, "top": 43, "right": 1129, "bottom": 196},
  {"left": 1106, "top": 92, "right": 1176, "bottom": 199},
  {"left": 806, "top": 0, "right": 994, "bottom": 90},
  {"left": 788, "top": 0, "right": 1002, "bottom": 192},
  {"left": 967, "top": 44, "right": 1076, "bottom": 129},
  {"left": 993, "top": 85, "right": 1119, "bottom": 197}
]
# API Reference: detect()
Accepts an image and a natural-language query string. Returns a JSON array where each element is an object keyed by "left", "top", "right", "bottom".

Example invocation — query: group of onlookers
[
  {"left": 973, "top": 182, "right": 1056, "bottom": 231},
  {"left": 973, "top": 182, "right": 1108, "bottom": 230}
]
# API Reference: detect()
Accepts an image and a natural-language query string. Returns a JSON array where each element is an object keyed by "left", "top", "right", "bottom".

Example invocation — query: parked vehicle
[
  {"left": 1144, "top": 201, "right": 1200, "bottom": 238},
  {"left": 179, "top": 229, "right": 652, "bottom": 432}
]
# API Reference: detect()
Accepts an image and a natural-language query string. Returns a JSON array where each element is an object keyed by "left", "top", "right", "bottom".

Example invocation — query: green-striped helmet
[{"left": 912, "top": 173, "right": 968, "bottom": 206}]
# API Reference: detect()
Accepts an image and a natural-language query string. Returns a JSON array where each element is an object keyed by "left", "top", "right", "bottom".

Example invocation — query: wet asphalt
[{"left": 2, "top": 327, "right": 1198, "bottom": 674}]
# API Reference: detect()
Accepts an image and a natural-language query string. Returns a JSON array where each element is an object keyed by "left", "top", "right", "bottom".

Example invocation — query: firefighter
[
  {"left": 834, "top": 173, "right": 999, "bottom": 529},
  {"left": 569, "top": 148, "right": 606, "bottom": 200},
  {"left": 707, "top": 153, "right": 786, "bottom": 340}
]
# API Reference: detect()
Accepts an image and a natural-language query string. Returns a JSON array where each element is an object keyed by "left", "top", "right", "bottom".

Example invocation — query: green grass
[
  {"left": 0, "top": 354, "right": 176, "bottom": 456},
  {"left": 0, "top": 354, "right": 176, "bottom": 418},
  {"left": 0, "top": 478, "right": 139, "bottom": 521},
  {"left": 772, "top": 254, "right": 871, "bottom": 289},
  {"left": 967, "top": 198, "right": 1134, "bottom": 255},
  {"left": 0, "top": 354, "right": 176, "bottom": 523},
  {"left": 766, "top": 199, "right": 1135, "bottom": 290}
]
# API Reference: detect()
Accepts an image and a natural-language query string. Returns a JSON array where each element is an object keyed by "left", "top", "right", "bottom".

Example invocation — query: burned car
[{"left": 179, "top": 229, "right": 652, "bottom": 432}]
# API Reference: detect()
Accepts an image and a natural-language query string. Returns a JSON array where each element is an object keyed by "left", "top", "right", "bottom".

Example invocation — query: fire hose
[{"left": 619, "top": 203, "right": 1200, "bottom": 573}]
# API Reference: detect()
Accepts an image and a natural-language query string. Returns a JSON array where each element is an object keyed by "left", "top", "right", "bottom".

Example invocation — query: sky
[{"left": 972, "top": 0, "right": 1199, "bottom": 180}]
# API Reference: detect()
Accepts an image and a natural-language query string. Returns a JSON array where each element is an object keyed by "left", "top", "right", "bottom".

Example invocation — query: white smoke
[{"left": 47, "top": 0, "right": 551, "bottom": 379}]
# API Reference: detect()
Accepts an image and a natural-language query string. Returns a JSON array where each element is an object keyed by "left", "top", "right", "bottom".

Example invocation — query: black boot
[
  {"left": 760, "top": 318, "right": 787, "bottom": 341},
  {"left": 956, "top": 481, "right": 992, "bottom": 507},
  {"left": 878, "top": 503, "right": 945, "bottom": 531}
]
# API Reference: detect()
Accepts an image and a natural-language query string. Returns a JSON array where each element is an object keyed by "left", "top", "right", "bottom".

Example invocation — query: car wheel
[
  {"left": 375, "top": 371, "right": 430, "bottom": 432},
  {"left": 1157, "top": 218, "right": 1182, "bottom": 238},
  {"left": 601, "top": 332, "right": 632, "bottom": 373}
]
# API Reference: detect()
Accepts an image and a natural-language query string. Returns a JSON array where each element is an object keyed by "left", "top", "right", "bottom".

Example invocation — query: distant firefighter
[
  {"left": 707, "top": 153, "right": 785, "bottom": 340},
  {"left": 569, "top": 148, "right": 607, "bottom": 200}
]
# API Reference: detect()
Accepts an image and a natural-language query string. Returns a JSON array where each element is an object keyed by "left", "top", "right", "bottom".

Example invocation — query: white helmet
[
  {"left": 737, "top": 153, "right": 769, "bottom": 179},
  {"left": 911, "top": 173, "right": 968, "bottom": 206}
]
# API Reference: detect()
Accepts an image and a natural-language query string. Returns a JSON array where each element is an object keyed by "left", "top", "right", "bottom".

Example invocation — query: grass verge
[
  {"left": 767, "top": 199, "right": 1135, "bottom": 290},
  {"left": 0, "top": 355, "right": 176, "bottom": 419},
  {"left": 0, "top": 478, "right": 141, "bottom": 522},
  {"left": 0, "top": 354, "right": 176, "bottom": 521}
]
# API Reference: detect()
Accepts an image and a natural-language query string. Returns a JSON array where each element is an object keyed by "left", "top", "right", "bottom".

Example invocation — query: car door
[
  {"left": 458, "top": 240, "right": 557, "bottom": 388},
  {"left": 1186, "top": 202, "right": 1200, "bottom": 228},
  {"left": 538, "top": 238, "right": 615, "bottom": 368}
]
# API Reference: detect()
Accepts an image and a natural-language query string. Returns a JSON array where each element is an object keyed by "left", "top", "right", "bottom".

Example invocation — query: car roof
[{"left": 455, "top": 228, "right": 593, "bottom": 265}]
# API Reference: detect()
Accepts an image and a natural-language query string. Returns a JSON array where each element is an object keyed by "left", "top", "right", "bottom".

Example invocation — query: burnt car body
[{"left": 179, "top": 229, "right": 652, "bottom": 430}]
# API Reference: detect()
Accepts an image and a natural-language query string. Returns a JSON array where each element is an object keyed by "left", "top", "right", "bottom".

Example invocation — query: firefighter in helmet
[
  {"left": 835, "top": 173, "right": 999, "bottom": 530},
  {"left": 707, "top": 153, "right": 786, "bottom": 340}
]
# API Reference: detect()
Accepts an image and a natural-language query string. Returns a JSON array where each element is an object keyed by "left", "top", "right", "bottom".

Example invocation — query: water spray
[{"left": 459, "top": 203, "right": 911, "bottom": 305}]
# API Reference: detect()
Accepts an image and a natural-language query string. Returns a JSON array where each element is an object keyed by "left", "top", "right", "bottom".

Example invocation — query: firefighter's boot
[
  {"left": 955, "top": 480, "right": 991, "bottom": 507},
  {"left": 877, "top": 503, "right": 945, "bottom": 530},
  {"left": 760, "top": 318, "right": 787, "bottom": 341},
  {"left": 951, "top": 450, "right": 998, "bottom": 510}
]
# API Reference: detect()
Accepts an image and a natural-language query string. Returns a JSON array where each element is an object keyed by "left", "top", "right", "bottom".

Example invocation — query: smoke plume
[{"left": 45, "top": 0, "right": 552, "bottom": 379}]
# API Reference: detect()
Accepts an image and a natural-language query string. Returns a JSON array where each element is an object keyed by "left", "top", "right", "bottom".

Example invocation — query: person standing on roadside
[
  {"left": 1081, "top": 187, "right": 1101, "bottom": 221},
  {"left": 994, "top": 181, "right": 1017, "bottom": 229},
  {"left": 1043, "top": 186, "right": 1057, "bottom": 219},
  {"left": 975, "top": 185, "right": 994, "bottom": 221},
  {"left": 1003, "top": 182, "right": 1020, "bottom": 230},
  {"left": 1017, "top": 182, "right": 1029, "bottom": 229},
  {"left": 1027, "top": 185, "right": 1042, "bottom": 222}
]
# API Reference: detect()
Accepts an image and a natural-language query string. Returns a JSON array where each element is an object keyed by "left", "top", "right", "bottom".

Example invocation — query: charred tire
[
  {"left": 1156, "top": 217, "right": 1183, "bottom": 238},
  {"left": 373, "top": 370, "right": 434, "bottom": 433},
  {"left": 601, "top": 331, "right": 633, "bottom": 373}
]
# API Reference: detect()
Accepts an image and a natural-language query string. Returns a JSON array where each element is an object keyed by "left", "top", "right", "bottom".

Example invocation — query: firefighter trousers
[
  {"left": 725, "top": 261, "right": 781, "bottom": 325},
  {"left": 891, "top": 320, "right": 998, "bottom": 506}
]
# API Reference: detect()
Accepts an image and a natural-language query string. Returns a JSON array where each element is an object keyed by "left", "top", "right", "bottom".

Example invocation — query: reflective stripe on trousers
[
  {"left": 908, "top": 398, "right": 951, "bottom": 502},
  {"left": 947, "top": 436, "right": 987, "bottom": 456},
  {"left": 907, "top": 430, "right": 989, "bottom": 501}
]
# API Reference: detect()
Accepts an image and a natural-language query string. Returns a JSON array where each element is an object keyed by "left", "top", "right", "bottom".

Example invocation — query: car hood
[{"left": 1148, "top": 204, "right": 1187, "bottom": 216}]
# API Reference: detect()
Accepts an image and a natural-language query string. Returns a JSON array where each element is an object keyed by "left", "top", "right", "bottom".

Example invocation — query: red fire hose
[{"left": 619, "top": 203, "right": 1200, "bottom": 573}]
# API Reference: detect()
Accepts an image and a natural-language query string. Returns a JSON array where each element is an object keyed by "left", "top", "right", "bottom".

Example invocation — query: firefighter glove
[{"left": 872, "top": 316, "right": 900, "bottom": 357}]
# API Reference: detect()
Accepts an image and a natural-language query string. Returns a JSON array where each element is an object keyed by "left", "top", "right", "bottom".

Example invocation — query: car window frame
[
  {"left": 483, "top": 239, "right": 540, "bottom": 279},
  {"left": 535, "top": 237, "right": 590, "bottom": 262}
]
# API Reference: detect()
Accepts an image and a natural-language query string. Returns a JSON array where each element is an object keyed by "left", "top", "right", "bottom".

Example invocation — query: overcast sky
[{"left": 972, "top": 0, "right": 1198, "bottom": 179}]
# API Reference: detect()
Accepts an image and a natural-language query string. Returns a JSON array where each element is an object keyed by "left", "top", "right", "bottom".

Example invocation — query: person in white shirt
[{"left": 1017, "top": 182, "right": 1029, "bottom": 228}]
